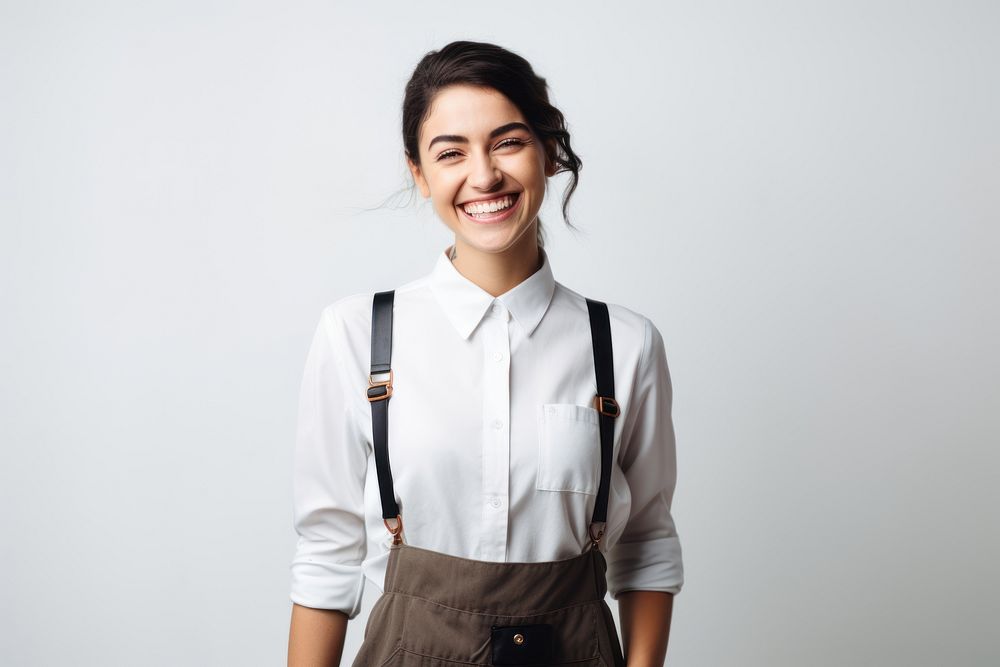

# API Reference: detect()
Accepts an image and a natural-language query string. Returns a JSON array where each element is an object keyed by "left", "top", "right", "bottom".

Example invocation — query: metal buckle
[
  {"left": 593, "top": 395, "right": 620, "bottom": 418},
  {"left": 588, "top": 522, "right": 605, "bottom": 548},
  {"left": 384, "top": 514, "right": 404, "bottom": 545},
  {"left": 367, "top": 370, "right": 393, "bottom": 402}
]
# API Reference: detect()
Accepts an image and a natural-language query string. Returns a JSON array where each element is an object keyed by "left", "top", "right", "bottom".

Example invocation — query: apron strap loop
[
  {"left": 384, "top": 514, "right": 405, "bottom": 545},
  {"left": 588, "top": 521, "right": 605, "bottom": 549}
]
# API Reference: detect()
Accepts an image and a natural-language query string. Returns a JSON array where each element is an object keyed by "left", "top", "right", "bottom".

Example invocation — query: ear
[
  {"left": 407, "top": 155, "right": 431, "bottom": 198},
  {"left": 543, "top": 138, "right": 558, "bottom": 177}
]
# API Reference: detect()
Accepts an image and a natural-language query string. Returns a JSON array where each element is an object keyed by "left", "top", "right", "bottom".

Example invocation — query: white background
[{"left": 2, "top": 1, "right": 997, "bottom": 665}]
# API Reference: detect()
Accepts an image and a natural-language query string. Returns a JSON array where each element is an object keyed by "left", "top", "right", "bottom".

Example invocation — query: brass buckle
[
  {"left": 588, "top": 522, "right": 605, "bottom": 547},
  {"left": 593, "top": 395, "right": 620, "bottom": 418},
  {"left": 384, "top": 514, "right": 404, "bottom": 545},
  {"left": 367, "top": 370, "right": 393, "bottom": 402}
]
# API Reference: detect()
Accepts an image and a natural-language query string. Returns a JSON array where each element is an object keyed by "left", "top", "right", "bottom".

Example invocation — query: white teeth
[{"left": 462, "top": 194, "right": 516, "bottom": 216}]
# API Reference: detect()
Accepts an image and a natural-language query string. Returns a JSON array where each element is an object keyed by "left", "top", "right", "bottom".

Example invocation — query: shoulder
[
  {"left": 315, "top": 292, "right": 370, "bottom": 344},
  {"left": 552, "top": 280, "right": 660, "bottom": 361},
  {"left": 316, "top": 273, "right": 432, "bottom": 350}
]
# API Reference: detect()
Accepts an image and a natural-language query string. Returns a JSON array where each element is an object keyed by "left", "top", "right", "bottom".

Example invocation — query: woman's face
[{"left": 407, "top": 84, "right": 556, "bottom": 257}]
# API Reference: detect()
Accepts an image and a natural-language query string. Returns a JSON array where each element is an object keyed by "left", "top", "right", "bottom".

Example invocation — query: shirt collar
[{"left": 428, "top": 244, "right": 556, "bottom": 340}]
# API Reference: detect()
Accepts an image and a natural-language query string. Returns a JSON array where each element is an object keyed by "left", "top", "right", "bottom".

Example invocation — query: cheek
[
  {"left": 431, "top": 186, "right": 463, "bottom": 215},
  {"left": 430, "top": 171, "right": 460, "bottom": 195},
  {"left": 516, "top": 155, "right": 548, "bottom": 187},
  {"left": 520, "top": 170, "right": 548, "bottom": 198},
  {"left": 436, "top": 182, "right": 461, "bottom": 206}
]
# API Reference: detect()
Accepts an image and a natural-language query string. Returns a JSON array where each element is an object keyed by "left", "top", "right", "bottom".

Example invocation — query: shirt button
[
  {"left": 489, "top": 496, "right": 502, "bottom": 508},
  {"left": 493, "top": 351, "right": 504, "bottom": 361},
  {"left": 492, "top": 419, "right": 503, "bottom": 430}
]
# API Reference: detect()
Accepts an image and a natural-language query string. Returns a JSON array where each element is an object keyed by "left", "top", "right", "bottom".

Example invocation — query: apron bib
[{"left": 355, "top": 290, "right": 625, "bottom": 667}]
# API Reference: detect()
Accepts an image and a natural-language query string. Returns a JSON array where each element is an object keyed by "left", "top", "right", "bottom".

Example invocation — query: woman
[{"left": 288, "top": 41, "right": 683, "bottom": 667}]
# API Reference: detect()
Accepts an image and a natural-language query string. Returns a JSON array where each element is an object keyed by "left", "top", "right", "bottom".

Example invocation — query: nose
[{"left": 467, "top": 150, "right": 503, "bottom": 191}]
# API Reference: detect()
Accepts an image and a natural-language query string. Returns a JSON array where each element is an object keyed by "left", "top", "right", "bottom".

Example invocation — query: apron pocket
[
  {"left": 378, "top": 647, "right": 601, "bottom": 667},
  {"left": 536, "top": 403, "right": 601, "bottom": 495},
  {"left": 490, "top": 623, "right": 554, "bottom": 665}
]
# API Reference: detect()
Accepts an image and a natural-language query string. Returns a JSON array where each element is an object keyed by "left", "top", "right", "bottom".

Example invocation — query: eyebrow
[{"left": 427, "top": 122, "right": 532, "bottom": 151}]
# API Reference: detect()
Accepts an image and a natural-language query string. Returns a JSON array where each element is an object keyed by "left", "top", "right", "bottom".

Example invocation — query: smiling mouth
[{"left": 459, "top": 192, "right": 520, "bottom": 218}]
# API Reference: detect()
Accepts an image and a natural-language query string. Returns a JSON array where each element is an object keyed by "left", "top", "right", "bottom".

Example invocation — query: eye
[
  {"left": 435, "top": 137, "right": 527, "bottom": 162},
  {"left": 495, "top": 137, "right": 526, "bottom": 150}
]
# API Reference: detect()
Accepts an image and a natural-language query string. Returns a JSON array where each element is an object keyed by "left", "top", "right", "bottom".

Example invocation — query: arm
[
  {"left": 618, "top": 590, "right": 674, "bottom": 667},
  {"left": 606, "top": 317, "right": 684, "bottom": 665},
  {"left": 287, "top": 305, "right": 370, "bottom": 665},
  {"left": 288, "top": 604, "right": 348, "bottom": 666}
]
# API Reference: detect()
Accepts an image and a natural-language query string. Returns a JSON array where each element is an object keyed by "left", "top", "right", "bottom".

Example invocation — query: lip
[
  {"left": 458, "top": 192, "right": 522, "bottom": 225},
  {"left": 458, "top": 191, "right": 520, "bottom": 206}
]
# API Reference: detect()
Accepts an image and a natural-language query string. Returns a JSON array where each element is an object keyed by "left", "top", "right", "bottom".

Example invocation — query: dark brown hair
[{"left": 402, "top": 41, "right": 583, "bottom": 247}]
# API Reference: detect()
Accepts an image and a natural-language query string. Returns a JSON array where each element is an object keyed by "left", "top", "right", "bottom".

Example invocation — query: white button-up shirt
[{"left": 290, "top": 245, "right": 683, "bottom": 619}]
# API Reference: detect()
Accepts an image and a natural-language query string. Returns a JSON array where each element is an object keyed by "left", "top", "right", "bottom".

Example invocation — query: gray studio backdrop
[{"left": 2, "top": 1, "right": 997, "bottom": 665}]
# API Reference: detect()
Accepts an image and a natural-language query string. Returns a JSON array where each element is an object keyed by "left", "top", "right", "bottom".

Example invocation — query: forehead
[{"left": 421, "top": 85, "right": 526, "bottom": 140}]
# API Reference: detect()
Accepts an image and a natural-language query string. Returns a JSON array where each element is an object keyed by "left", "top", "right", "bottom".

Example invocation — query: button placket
[{"left": 480, "top": 299, "right": 512, "bottom": 559}]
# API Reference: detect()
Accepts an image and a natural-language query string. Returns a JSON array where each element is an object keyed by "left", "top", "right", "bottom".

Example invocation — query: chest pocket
[{"left": 536, "top": 403, "right": 602, "bottom": 495}]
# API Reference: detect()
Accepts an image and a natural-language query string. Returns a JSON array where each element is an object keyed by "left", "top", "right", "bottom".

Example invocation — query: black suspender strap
[
  {"left": 367, "top": 290, "right": 403, "bottom": 544},
  {"left": 366, "top": 291, "right": 620, "bottom": 550},
  {"left": 586, "top": 298, "right": 620, "bottom": 547}
]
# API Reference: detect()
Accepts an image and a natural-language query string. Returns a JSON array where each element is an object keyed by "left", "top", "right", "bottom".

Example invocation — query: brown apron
[
  {"left": 351, "top": 541, "right": 626, "bottom": 666},
  {"left": 355, "top": 291, "right": 626, "bottom": 666}
]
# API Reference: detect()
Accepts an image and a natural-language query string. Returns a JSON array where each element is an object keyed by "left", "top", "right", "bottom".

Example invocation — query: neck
[{"left": 448, "top": 237, "right": 543, "bottom": 298}]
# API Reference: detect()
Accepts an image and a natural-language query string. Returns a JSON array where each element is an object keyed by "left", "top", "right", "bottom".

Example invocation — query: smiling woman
[
  {"left": 401, "top": 41, "right": 583, "bottom": 257},
  {"left": 406, "top": 85, "right": 555, "bottom": 272},
  {"left": 288, "top": 40, "right": 682, "bottom": 667}
]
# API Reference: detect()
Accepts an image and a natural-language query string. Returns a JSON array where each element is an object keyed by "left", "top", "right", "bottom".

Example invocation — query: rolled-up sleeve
[
  {"left": 606, "top": 316, "right": 684, "bottom": 598},
  {"left": 290, "top": 304, "right": 369, "bottom": 619}
]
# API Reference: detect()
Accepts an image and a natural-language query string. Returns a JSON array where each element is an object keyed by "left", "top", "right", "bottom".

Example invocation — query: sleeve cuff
[
  {"left": 290, "top": 559, "right": 366, "bottom": 620},
  {"left": 606, "top": 536, "right": 684, "bottom": 597}
]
